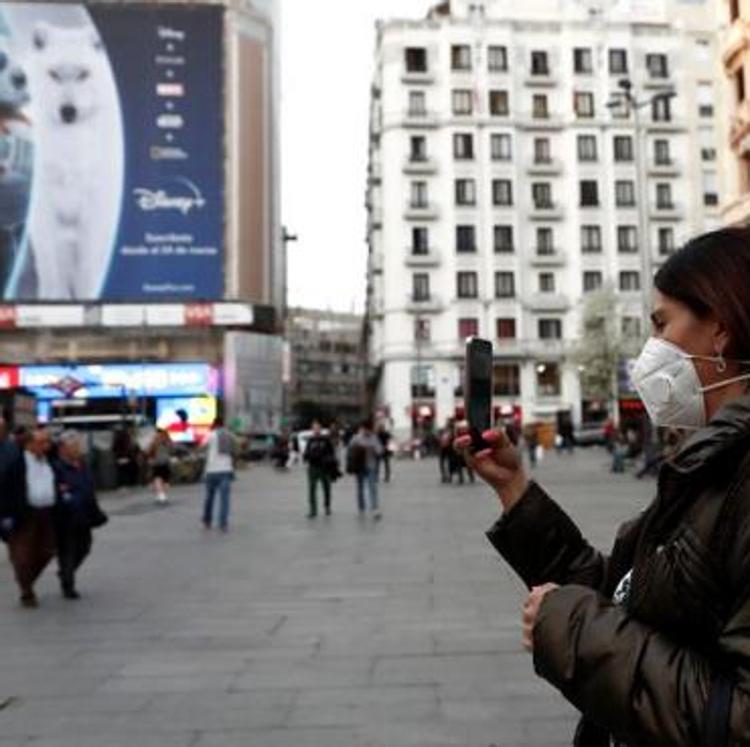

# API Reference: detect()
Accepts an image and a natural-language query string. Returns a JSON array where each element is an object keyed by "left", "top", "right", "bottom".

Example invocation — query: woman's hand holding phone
[{"left": 455, "top": 428, "right": 529, "bottom": 512}]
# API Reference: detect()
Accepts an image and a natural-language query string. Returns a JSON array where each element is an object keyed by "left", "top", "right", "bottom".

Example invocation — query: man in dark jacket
[
  {"left": 53, "top": 431, "right": 97, "bottom": 600},
  {"left": 3, "top": 427, "right": 57, "bottom": 608},
  {"left": 303, "top": 421, "right": 336, "bottom": 518}
]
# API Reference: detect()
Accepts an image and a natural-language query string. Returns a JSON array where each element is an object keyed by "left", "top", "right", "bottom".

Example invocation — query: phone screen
[{"left": 465, "top": 338, "right": 493, "bottom": 450}]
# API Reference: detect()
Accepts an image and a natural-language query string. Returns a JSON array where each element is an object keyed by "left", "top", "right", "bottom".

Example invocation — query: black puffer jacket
[{"left": 487, "top": 396, "right": 750, "bottom": 746}]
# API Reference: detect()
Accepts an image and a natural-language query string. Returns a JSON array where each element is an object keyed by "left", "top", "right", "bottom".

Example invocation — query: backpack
[
  {"left": 216, "top": 429, "right": 233, "bottom": 457},
  {"left": 346, "top": 443, "right": 367, "bottom": 475}
]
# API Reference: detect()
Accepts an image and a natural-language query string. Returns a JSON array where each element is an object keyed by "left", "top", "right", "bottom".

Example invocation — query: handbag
[{"left": 87, "top": 498, "right": 109, "bottom": 529}]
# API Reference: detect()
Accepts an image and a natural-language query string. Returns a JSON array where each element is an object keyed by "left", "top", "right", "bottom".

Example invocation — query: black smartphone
[{"left": 464, "top": 337, "right": 493, "bottom": 453}]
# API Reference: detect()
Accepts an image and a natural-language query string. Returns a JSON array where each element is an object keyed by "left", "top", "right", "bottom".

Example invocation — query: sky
[{"left": 281, "top": 0, "right": 434, "bottom": 314}]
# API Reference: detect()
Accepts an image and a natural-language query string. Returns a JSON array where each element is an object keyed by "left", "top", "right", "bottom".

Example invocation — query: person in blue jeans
[
  {"left": 202, "top": 418, "right": 235, "bottom": 532},
  {"left": 347, "top": 419, "right": 383, "bottom": 520}
]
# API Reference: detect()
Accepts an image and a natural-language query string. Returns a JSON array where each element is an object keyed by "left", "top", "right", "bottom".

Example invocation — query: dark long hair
[{"left": 654, "top": 227, "right": 750, "bottom": 359}]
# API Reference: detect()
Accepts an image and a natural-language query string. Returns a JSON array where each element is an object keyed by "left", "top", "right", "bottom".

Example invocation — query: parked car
[{"left": 573, "top": 421, "right": 607, "bottom": 446}]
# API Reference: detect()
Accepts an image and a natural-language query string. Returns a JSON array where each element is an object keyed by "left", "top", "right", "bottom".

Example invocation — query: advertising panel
[
  {"left": 156, "top": 395, "right": 217, "bottom": 443},
  {"left": 0, "top": 3, "right": 224, "bottom": 301}
]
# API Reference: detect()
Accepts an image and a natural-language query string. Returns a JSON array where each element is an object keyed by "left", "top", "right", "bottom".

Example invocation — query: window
[
  {"left": 410, "top": 135, "right": 427, "bottom": 161},
  {"left": 532, "top": 94, "right": 549, "bottom": 119},
  {"left": 494, "top": 364, "right": 521, "bottom": 396},
  {"left": 453, "top": 133, "right": 474, "bottom": 160},
  {"left": 622, "top": 316, "right": 641, "bottom": 339},
  {"left": 583, "top": 270, "right": 603, "bottom": 292},
  {"left": 537, "top": 227, "right": 554, "bottom": 254},
  {"left": 574, "top": 91, "right": 595, "bottom": 118},
  {"left": 414, "top": 318, "right": 431, "bottom": 342},
  {"left": 613, "top": 136, "right": 634, "bottom": 162},
  {"left": 539, "top": 318, "right": 563, "bottom": 339},
  {"left": 490, "top": 133, "right": 512, "bottom": 160},
  {"left": 494, "top": 225, "right": 514, "bottom": 253},
  {"left": 609, "top": 48, "right": 628, "bottom": 74},
  {"left": 411, "top": 364, "right": 435, "bottom": 398},
  {"left": 405, "top": 47, "right": 427, "bottom": 73},
  {"left": 457, "top": 271, "right": 478, "bottom": 299},
  {"left": 488, "top": 45, "right": 508, "bottom": 72},
  {"left": 496, "top": 318, "right": 516, "bottom": 339},
  {"left": 654, "top": 139, "right": 671, "bottom": 165},
  {"left": 533, "top": 137, "right": 551, "bottom": 163},
  {"left": 574, "top": 48, "right": 593, "bottom": 74},
  {"left": 615, "top": 180, "right": 636, "bottom": 207},
  {"left": 620, "top": 271, "right": 641, "bottom": 292},
  {"left": 617, "top": 226, "right": 638, "bottom": 253},
  {"left": 580, "top": 180, "right": 599, "bottom": 207},
  {"left": 408, "top": 91, "right": 426, "bottom": 116},
  {"left": 458, "top": 317, "right": 479, "bottom": 340},
  {"left": 580, "top": 226, "right": 601, "bottom": 254},
  {"left": 703, "top": 172, "right": 719, "bottom": 206},
  {"left": 410, "top": 181, "right": 428, "bottom": 208},
  {"left": 412, "top": 227, "right": 429, "bottom": 254},
  {"left": 698, "top": 83, "right": 714, "bottom": 118},
  {"left": 492, "top": 179, "right": 513, "bottom": 206},
  {"left": 539, "top": 272, "right": 555, "bottom": 292},
  {"left": 495, "top": 271, "right": 515, "bottom": 298},
  {"left": 451, "top": 44, "right": 472, "bottom": 71},
  {"left": 452, "top": 89, "right": 473, "bottom": 115},
  {"left": 658, "top": 227, "right": 674, "bottom": 255},
  {"left": 533, "top": 182, "right": 553, "bottom": 209},
  {"left": 531, "top": 50, "right": 549, "bottom": 75},
  {"left": 456, "top": 225, "right": 476, "bottom": 253},
  {"left": 455, "top": 178, "right": 476, "bottom": 206},
  {"left": 412, "top": 273, "right": 430, "bottom": 301},
  {"left": 656, "top": 183, "right": 673, "bottom": 208},
  {"left": 701, "top": 130, "right": 717, "bottom": 162},
  {"left": 536, "top": 362, "right": 561, "bottom": 397},
  {"left": 489, "top": 90, "right": 509, "bottom": 115},
  {"left": 646, "top": 53, "right": 669, "bottom": 79},
  {"left": 652, "top": 95, "right": 672, "bottom": 122},
  {"left": 577, "top": 135, "right": 598, "bottom": 162}
]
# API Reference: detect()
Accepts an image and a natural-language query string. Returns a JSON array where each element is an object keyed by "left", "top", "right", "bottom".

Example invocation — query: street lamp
[{"left": 606, "top": 78, "right": 677, "bottom": 334}]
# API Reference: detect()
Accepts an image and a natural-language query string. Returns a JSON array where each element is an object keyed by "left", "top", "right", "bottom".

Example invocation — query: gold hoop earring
[{"left": 717, "top": 353, "right": 727, "bottom": 374}]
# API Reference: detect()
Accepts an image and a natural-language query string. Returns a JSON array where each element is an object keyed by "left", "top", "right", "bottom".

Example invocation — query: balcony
[
  {"left": 642, "top": 73, "right": 675, "bottom": 91},
  {"left": 519, "top": 114, "right": 565, "bottom": 131},
  {"left": 649, "top": 202, "right": 683, "bottom": 221},
  {"left": 405, "top": 249, "right": 441, "bottom": 267},
  {"left": 370, "top": 252, "right": 383, "bottom": 274},
  {"left": 403, "top": 110, "right": 440, "bottom": 128},
  {"left": 525, "top": 293, "right": 570, "bottom": 312},
  {"left": 524, "top": 71, "right": 558, "bottom": 87},
  {"left": 403, "top": 156, "right": 439, "bottom": 175},
  {"left": 647, "top": 158, "right": 681, "bottom": 177},
  {"left": 406, "top": 294, "right": 443, "bottom": 314},
  {"left": 404, "top": 202, "right": 440, "bottom": 221},
  {"left": 530, "top": 250, "right": 566, "bottom": 267},
  {"left": 526, "top": 158, "right": 563, "bottom": 175},
  {"left": 524, "top": 338, "right": 567, "bottom": 358},
  {"left": 401, "top": 70, "right": 436, "bottom": 85},
  {"left": 645, "top": 118, "right": 688, "bottom": 134},
  {"left": 369, "top": 207, "right": 383, "bottom": 228},
  {"left": 528, "top": 203, "right": 564, "bottom": 221},
  {"left": 369, "top": 161, "right": 382, "bottom": 184},
  {"left": 723, "top": 18, "right": 750, "bottom": 74}
]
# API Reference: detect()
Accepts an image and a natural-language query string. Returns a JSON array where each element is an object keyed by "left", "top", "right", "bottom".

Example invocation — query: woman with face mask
[{"left": 456, "top": 227, "right": 750, "bottom": 746}]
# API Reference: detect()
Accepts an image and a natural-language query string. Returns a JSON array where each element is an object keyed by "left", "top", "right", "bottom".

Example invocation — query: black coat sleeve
[{"left": 485, "top": 481, "right": 608, "bottom": 590}]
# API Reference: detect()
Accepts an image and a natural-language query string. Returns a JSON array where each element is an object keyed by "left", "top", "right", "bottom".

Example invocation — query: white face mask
[{"left": 630, "top": 337, "right": 750, "bottom": 429}]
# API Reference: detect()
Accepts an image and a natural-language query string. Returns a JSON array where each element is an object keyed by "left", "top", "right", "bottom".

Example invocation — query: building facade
[
  {"left": 365, "top": 0, "right": 723, "bottom": 443},
  {"left": 287, "top": 308, "right": 366, "bottom": 428},
  {"left": 720, "top": 0, "right": 750, "bottom": 223}
]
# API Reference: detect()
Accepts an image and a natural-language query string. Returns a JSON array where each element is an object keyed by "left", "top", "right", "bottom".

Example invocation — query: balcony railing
[
  {"left": 649, "top": 202, "right": 683, "bottom": 221},
  {"left": 529, "top": 203, "right": 564, "bottom": 221},
  {"left": 406, "top": 294, "right": 443, "bottom": 313},
  {"left": 403, "top": 110, "right": 440, "bottom": 128},
  {"left": 404, "top": 202, "right": 440, "bottom": 221},
  {"left": 527, "top": 158, "right": 563, "bottom": 175},
  {"left": 403, "top": 156, "right": 439, "bottom": 175},
  {"left": 530, "top": 250, "right": 566, "bottom": 267},
  {"left": 405, "top": 249, "right": 441, "bottom": 267}
]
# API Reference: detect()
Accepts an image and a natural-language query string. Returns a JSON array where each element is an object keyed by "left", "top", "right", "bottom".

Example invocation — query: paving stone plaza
[{"left": 0, "top": 451, "right": 655, "bottom": 747}]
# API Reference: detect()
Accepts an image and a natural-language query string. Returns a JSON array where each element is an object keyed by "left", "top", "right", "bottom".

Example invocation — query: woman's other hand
[
  {"left": 522, "top": 583, "right": 559, "bottom": 652},
  {"left": 454, "top": 428, "right": 529, "bottom": 511}
]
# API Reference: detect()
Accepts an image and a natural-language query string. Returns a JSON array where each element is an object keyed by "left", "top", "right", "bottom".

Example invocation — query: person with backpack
[
  {"left": 303, "top": 421, "right": 336, "bottom": 518},
  {"left": 455, "top": 228, "right": 750, "bottom": 746},
  {"left": 347, "top": 419, "right": 383, "bottom": 520},
  {"left": 202, "top": 417, "right": 236, "bottom": 533}
]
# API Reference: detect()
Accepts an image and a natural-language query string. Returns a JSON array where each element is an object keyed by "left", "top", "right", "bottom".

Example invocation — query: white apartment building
[{"left": 365, "top": 0, "right": 724, "bottom": 442}]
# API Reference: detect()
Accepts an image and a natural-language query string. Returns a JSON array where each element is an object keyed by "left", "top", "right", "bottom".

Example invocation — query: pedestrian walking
[
  {"left": 147, "top": 428, "right": 172, "bottom": 504},
  {"left": 202, "top": 417, "right": 236, "bottom": 532},
  {"left": 303, "top": 421, "right": 336, "bottom": 518},
  {"left": 376, "top": 424, "right": 393, "bottom": 483},
  {"left": 53, "top": 431, "right": 107, "bottom": 600},
  {"left": 347, "top": 419, "right": 383, "bottom": 519},
  {"left": 438, "top": 424, "right": 453, "bottom": 483},
  {"left": 455, "top": 227, "right": 750, "bottom": 746}
]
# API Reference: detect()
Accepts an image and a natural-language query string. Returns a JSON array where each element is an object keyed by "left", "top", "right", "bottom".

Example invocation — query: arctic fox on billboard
[{"left": 0, "top": 3, "right": 224, "bottom": 302}]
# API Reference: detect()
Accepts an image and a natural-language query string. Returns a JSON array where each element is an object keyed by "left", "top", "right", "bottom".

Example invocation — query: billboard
[{"left": 0, "top": 3, "right": 224, "bottom": 301}]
